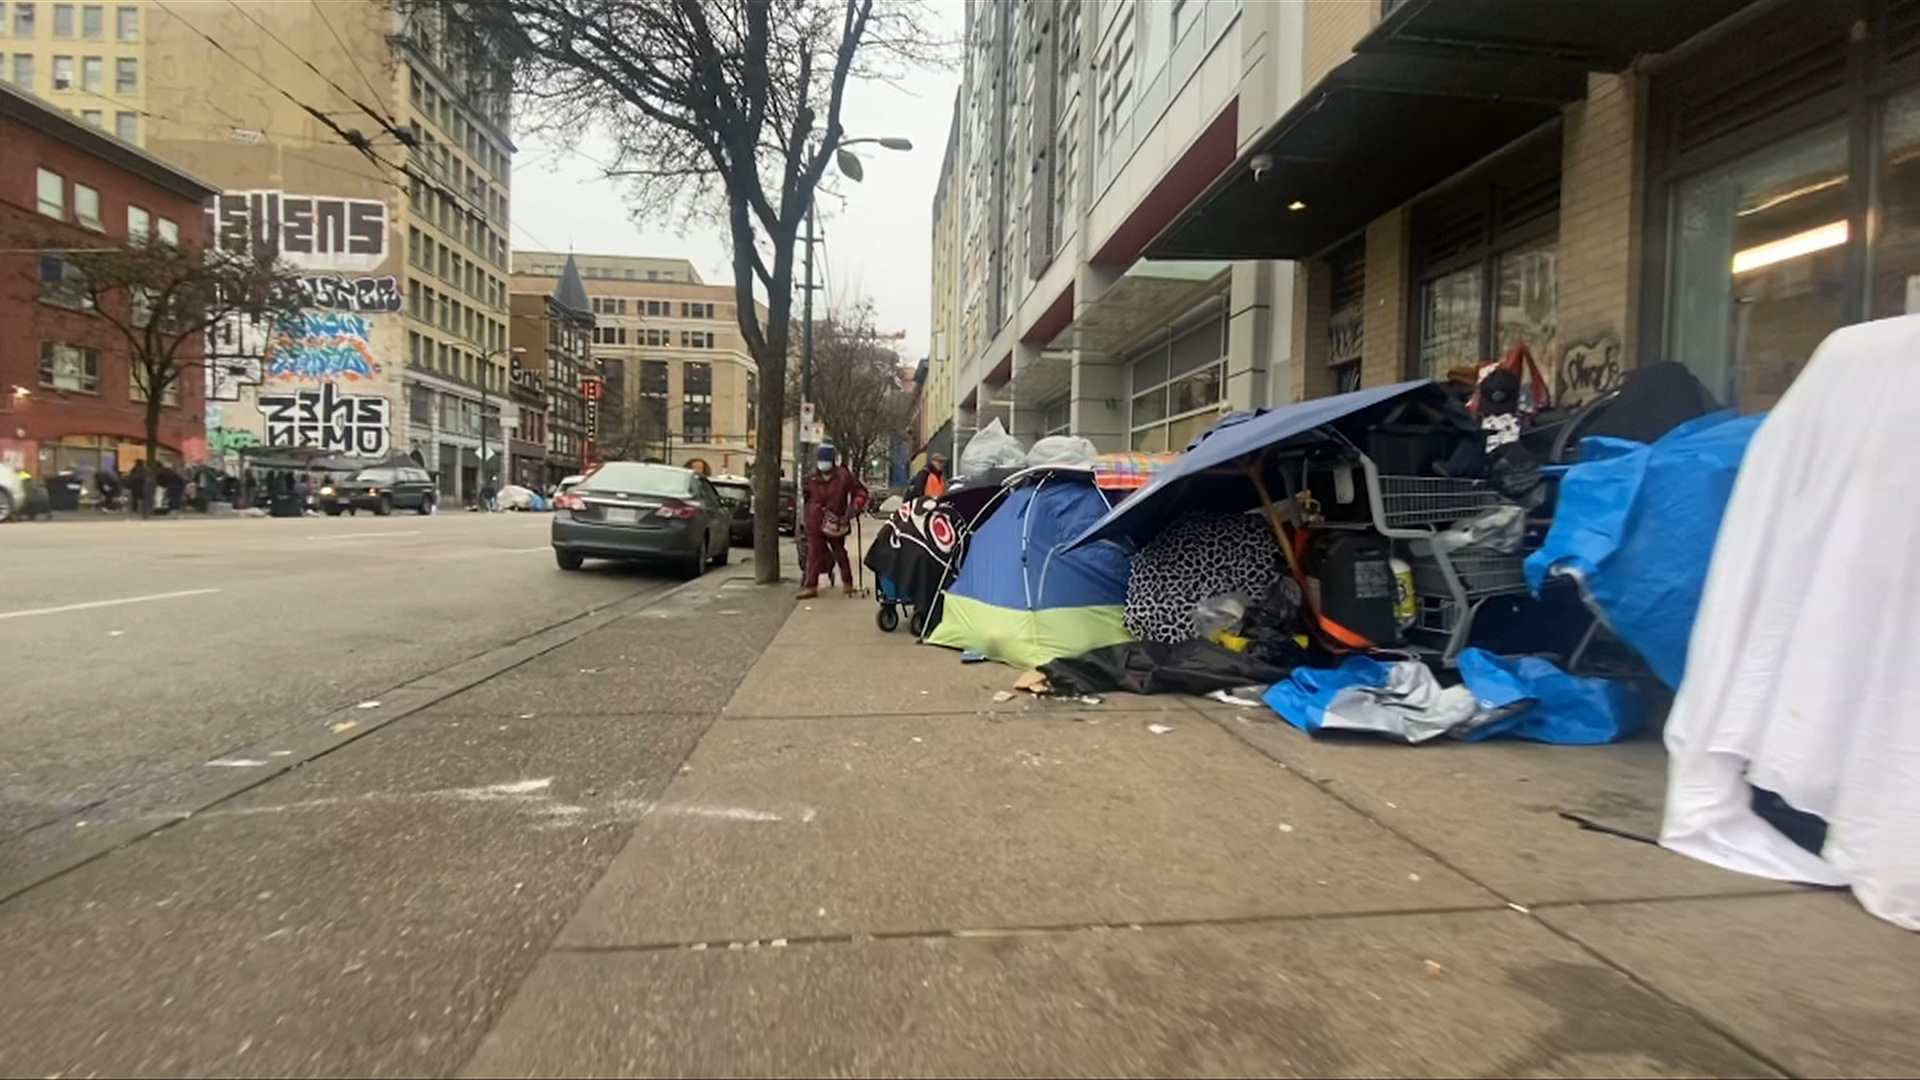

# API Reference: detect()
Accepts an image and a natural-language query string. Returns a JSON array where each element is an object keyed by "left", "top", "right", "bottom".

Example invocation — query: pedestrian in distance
[
  {"left": 795, "top": 444, "right": 868, "bottom": 600},
  {"left": 906, "top": 452, "right": 948, "bottom": 502}
]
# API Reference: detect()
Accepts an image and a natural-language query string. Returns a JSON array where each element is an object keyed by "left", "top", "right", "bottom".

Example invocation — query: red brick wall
[{"left": 0, "top": 111, "right": 210, "bottom": 461}]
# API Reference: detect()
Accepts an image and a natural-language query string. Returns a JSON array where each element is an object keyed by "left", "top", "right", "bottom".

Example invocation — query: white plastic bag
[
  {"left": 1026, "top": 435, "right": 1099, "bottom": 469},
  {"left": 959, "top": 418, "right": 1027, "bottom": 476}
]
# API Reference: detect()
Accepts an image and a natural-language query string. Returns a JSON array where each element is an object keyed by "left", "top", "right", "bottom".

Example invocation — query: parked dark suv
[
  {"left": 322, "top": 465, "right": 437, "bottom": 516},
  {"left": 710, "top": 475, "right": 755, "bottom": 546}
]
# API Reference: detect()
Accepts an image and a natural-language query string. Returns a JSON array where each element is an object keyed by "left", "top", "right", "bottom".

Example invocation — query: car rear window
[
  {"left": 712, "top": 482, "right": 751, "bottom": 504},
  {"left": 349, "top": 469, "right": 395, "bottom": 485},
  {"left": 585, "top": 462, "right": 695, "bottom": 499}
]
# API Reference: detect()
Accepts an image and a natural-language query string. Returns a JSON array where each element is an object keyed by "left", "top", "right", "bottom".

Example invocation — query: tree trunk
[
  {"left": 751, "top": 310, "right": 792, "bottom": 584},
  {"left": 142, "top": 389, "right": 163, "bottom": 520}
]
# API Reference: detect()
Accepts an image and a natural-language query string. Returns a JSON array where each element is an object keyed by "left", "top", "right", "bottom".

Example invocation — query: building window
[
  {"left": 51, "top": 54, "right": 71, "bottom": 89},
  {"left": 39, "top": 341, "right": 99, "bottom": 393},
  {"left": 79, "top": 107, "right": 99, "bottom": 126},
  {"left": 80, "top": 3, "right": 99, "bottom": 39},
  {"left": 41, "top": 255, "right": 92, "bottom": 308},
  {"left": 80, "top": 53, "right": 98, "bottom": 90},
  {"left": 52, "top": 2, "right": 70, "bottom": 37},
  {"left": 681, "top": 301, "right": 713, "bottom": 319},
  {"left": 130, "top": 363, "right": 178, "bottom": 406},
  {"left": 12, "top": 55, "right": 34, "bottom": 91},
  {"left": 127, "top": 203, "right": 148, "bottom": 239},
  {"left": 1668, "top": 122, "right": 1848, "bottom": 412},
  {"left": 647, "top": 269, "right": 659, "bottom": 281},
  {"left": 680, "top": 330, "right": 713, "bottom": 349},
  {"left": 114, "top": 110, "right": 135, "bottom": 141},
  {"left": 116, "top": 4, "right": 134, "bottom": 40},
  {"left": 1872, "top": 86, "right": 1920, "bottom": 324},
  {"left": 1327, "top": 240, "right": 1365, "bottom": 393},
  {"left": 16, "top": 4, "right": 36, "bottom": 37},
  {"left": 113, "top": 55, "right": 132, "bottom": 92},
  {"left": 156, "top": 216, "right": 176, "bottom": 244},
  {"left": 644, "top": 299, "right": 667, "bottom": 317},
  {"left": 1128, "top": 307, "right": 1227, "bottom": 452},
  {"left": 36, "top": 168, "right": 63, "bottom": 217},
  {"left": 73, "top": 182, "right": 100, "bottom": 229}
]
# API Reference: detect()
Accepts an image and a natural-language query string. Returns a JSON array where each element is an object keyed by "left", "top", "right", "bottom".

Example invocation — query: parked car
[
  {"left": 322, "top": 465, "right": 437, "bottom": 516},
  {"left": 710, "top": 474, "right": 755, "bottom": 546},
  {"left": 551, "top": 462, "right": 732, "bottom": 578},
  {"left": 0, "top": 466, "right": 25, "bottom": 522},
  {"left": 778, "top": 479, "right": 797, "bottom": 535},
  {"left": 557, "top": 474, "right": 586, "bottom": 495}
]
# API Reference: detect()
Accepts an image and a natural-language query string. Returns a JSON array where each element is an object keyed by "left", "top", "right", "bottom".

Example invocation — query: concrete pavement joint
[
  {"left": 545, "top": 901, "right": 1519, "bottom": 958},
  {"left": 0, "top": 570, "right": 751, "bottom": 910},
  {"left": 1204, "top": 710, "right": 1802, "bottom": 1079}
]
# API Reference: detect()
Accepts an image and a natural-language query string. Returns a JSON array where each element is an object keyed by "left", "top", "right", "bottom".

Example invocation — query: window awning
[
  {"left": 1357, "top": 0, "right": 1758, "bottom": 71},
  {"left": 1145, "top": 52, "right": 1584, "bottom": 261}
]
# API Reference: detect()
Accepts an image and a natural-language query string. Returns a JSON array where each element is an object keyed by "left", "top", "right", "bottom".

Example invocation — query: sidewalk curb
[{"left": 0, "top": 566, "right": 758, "bottom": 908}]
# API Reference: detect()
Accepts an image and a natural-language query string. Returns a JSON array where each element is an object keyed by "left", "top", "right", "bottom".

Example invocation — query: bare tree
[
  {"left": 787, "top": 302, "right": 914, "bottom": 483},
  {"left": 30, "top": 235, "right": 297, "bottom": 516},
  {"left": 454, "top": 0, "right": 940, "bottom": 581}
]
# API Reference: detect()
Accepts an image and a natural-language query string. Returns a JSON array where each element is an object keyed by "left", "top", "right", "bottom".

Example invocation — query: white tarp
[{"left": 1661, "top": 314, "right": 1920, "bottom": 930}]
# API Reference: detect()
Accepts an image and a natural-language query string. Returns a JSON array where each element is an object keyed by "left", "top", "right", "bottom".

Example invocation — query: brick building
[{"left": 0, "top": 79, "right": 215, "bottom": 480}]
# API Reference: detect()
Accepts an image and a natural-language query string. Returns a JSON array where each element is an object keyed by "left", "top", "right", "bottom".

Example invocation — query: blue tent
[
  {"left": 926, "top": 471, "right": 1133, "bottom": 669},
  {"left": 1067, "top": 380, "right": 1437, "bottom": 550},
  {"left": 1524, "top": 411, "right": 1764, "bottom": 688}
]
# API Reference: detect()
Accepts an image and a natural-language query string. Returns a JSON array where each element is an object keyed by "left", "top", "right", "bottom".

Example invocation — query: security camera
[{"left": 1250, "top": 153, "right": 1275, "bottom": 182}]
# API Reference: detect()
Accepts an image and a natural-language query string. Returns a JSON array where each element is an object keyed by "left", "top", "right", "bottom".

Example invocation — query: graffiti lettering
[
  {"left": 285, "top": 274, "right": 403, "bottom": 313},
  {"left": 266, "top": 311, "right": 380, "bottom": 382},
  {"left": 206, "top": 313, "right": 269, "bottom": 402},
  {"left": 1555, "top": 335, "right": 1626, "bottom": 406},
  {"left": 207, "top": 425, "right": 260, "bottom": 459},
  {"left": 258, "top": 384, "right": 391, "bottom": 457},
  {"left": 206, "top": 190, "right": 388, "bottom": 272}
]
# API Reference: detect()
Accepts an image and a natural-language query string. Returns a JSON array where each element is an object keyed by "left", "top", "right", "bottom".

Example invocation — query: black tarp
[{"left": 1039, "top": 639, "right": 1301, "bottom": 698}]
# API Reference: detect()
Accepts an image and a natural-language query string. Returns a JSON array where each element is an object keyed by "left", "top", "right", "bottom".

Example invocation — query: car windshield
[
  {"left": 712, "top": 482, "right": 751, "bottom": 505},
  {"left": 584, "top": 462, "right": 695, "bottom": 499},
  {"left": 349, "top": 469, "right": 395, "bottom": 485}
]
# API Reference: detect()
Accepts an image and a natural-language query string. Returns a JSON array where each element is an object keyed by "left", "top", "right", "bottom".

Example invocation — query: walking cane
[{"left": 854, "top": 509, "right": 867, "bottom": 597}]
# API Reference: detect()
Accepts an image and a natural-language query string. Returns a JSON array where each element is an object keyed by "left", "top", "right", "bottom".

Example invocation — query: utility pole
[{"left": 801, "top": 202, "right": 816, "bottom": 467}]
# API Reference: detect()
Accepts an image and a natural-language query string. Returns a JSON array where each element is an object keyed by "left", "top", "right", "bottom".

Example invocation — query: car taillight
[
  {"left": 653, "top": 500, "right": 698, "bottom": 519},
  {"left": 556, "top": 492, "right": 585, "bottom": 511}
]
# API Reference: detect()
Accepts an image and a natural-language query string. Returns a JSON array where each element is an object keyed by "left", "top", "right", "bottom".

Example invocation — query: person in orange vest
[{"left": 905, "top": 453, "right": 948, "bottom": 502}]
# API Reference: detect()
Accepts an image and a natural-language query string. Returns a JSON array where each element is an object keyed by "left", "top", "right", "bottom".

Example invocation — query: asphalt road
[
  {"left": 0, "top": 510, "right": 796, "bottom": 1077},
  {"left": 0, "top": 512, "right": 689, "bottom": 844}
]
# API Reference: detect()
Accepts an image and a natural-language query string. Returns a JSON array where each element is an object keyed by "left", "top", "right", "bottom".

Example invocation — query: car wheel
[
  {"left": 555, "top": 549, "right": 584, "bottom": 571},
  {"left": 712, "top": 538, "right": 731, "bottom": 566},
  {"left": 376, "top": 495, "right": 393, "bottom": 516},
  {"left": 417, "top": 494, "right": 435, "bottom": 516},
  {"left": 325, "top": 506, "right": 343, "bottom": 517},
  {"left": 681, "top": 542, "right": 707, "bottom": 580}
]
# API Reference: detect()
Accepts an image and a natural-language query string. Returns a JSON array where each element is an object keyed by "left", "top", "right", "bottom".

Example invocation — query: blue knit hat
[{"left": 815, "top": 444, "right": 836, "bottom": 466}]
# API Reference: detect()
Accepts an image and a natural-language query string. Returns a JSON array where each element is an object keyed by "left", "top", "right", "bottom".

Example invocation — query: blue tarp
[
  {"left": 1067, "top": 379, "right": 1436, "bottom": 550},
  {"left": 1523, "top": 411, "right": 1764, "bottom": 688},
  {"left": 1262, "top": 649, "right": 1642, "bottom": 745}
]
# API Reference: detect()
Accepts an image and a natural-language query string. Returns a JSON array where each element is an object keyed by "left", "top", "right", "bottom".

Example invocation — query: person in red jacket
[{"left": 796, "top": 444, "right": 868, "bottom": 599}]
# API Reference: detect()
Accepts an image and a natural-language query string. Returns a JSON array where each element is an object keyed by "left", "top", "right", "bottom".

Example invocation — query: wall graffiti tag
[
  {"left": 206, "top": 189, "right": 388, "bottom": 272},
  {"left": 267, "top": 312, "right": 381, "bottom": 382},
  {"left": 1555, "top": 334, "right": 1626, "bottom": 405},
  {"left": 287, "top": 274, "right": 402, "bottom": 313},
  {"left": 206, "top": 313, "right": 269, "bottom": 402},
  {"left": 258, "top": 384, "right": 392, "bottom": 457}
]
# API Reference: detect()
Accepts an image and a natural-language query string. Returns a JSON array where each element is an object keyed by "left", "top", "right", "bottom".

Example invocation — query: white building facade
[{"left": 942, "top": 0, "right": 1307, "bottom": 454}]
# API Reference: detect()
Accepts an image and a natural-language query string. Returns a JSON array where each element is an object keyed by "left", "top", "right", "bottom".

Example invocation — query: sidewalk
[{"left": 464, "top": 591, "right": 1920, "bottom": 1078}]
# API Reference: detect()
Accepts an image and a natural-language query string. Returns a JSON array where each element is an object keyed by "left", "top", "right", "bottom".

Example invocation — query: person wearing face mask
[{"left": 796, "top": 444, "right": 868, "bottom": 600}]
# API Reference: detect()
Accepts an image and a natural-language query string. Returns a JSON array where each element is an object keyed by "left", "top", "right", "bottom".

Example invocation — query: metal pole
[
  {"left": 801, "top": 201, "right": 815, "bottom": 460},
  {"left": 479, "top": 362, "right": 489, "bottom": 496}
]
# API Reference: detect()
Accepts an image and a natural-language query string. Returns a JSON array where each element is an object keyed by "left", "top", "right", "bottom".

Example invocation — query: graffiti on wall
[
  {"left": 287, "top": 274, "right": 403, "bottom": 313},
  {"left": 1554, "top": 334, "right": 1626, "bottom": 406},
  {"left": 205, "top": 407, "right": 260, "bottom": 460},
  {"left": 258, "top": 384, "right": 392, "bottom": 457},
  {"left": 206, "top": 190, "right": 388, "bottom": 272},
  {"left": 267, "top": 312, "right": 381, "bottom": 382}
]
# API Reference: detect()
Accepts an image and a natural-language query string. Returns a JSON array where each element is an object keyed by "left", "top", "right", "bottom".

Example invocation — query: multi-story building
[
  {"left": 917, "top": 90, "right": 964, "bottom": 467},
  {"left": 509, "top": 254, "right": 593, "bottom": 487},
  {"left": 939, "top": 0, "right": 1306, "bottom": 455},
  {"left": 0, "top": 77, "right": 214, "bottom": 478},
  {"left": 511, "top": 251, "right": 784, "bottom": 478},
  {"left": 1137, "top": 0, "right": 1917, "bottom": 417},
  {"left": 0, "top": 0, "right": 152, "bottom": 145},
  {"left": 127, "top": 2, "right": 512, "bottom": 501}
]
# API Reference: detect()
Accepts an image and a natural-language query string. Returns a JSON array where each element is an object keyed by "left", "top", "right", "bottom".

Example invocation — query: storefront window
[
  {"left": 1494, "top": 236, "right": 1558, "bottom": 363},
  {"left": 1129, "top": 306, "right": 1226, "bottom": 451},
  {"left": 1417, "top": 266, "right": 1482, "bottom": 379},
  {"left": 1872, "top": 87, "right": 1920, "bottom": 321},
  {"left": 1669, "top": 122, "right": 1849, "bottom": 412}
]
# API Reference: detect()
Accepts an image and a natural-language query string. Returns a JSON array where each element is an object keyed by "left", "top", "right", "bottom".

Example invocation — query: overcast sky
[{"left": 509, "top": 9, "right": 964, "bottom": 360}]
